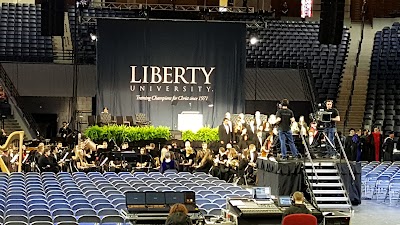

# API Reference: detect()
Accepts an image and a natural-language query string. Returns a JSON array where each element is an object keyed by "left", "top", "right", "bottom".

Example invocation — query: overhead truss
[{"left": 89, "top": 2, "right": 255, "bottom": 13}]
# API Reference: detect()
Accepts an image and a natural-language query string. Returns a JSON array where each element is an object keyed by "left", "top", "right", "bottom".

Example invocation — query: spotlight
[
  {"left": 250, "top": 36, "right": 258, "bottom": 45},
  {"left": 90, "top": 33, "right": 97, "bottom": 41}
]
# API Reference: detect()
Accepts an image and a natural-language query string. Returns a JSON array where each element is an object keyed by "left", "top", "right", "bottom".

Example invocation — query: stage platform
[{"left": 256, "top": 158, "right": 362, "bottom": 206}]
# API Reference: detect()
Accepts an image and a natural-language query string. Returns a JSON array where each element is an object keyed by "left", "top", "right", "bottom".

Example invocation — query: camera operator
[
  {"left": 276, "top": 99, "right": 300, "bottom": 160},
  {"left": 325, "top": 100, "right": 340, "bottom": 159}
]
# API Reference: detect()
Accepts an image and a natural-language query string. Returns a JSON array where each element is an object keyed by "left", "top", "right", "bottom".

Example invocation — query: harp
[{"left": 0, "top": 131, "right": 24, "bottom": 174}]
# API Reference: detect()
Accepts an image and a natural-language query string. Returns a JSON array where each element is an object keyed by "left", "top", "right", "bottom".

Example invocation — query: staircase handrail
[
  {"left": 335, "top": 132, "right": 355, "bottom": 181},
  {"left": 0, "top": 64, "right": 38, "bottom": 139}
]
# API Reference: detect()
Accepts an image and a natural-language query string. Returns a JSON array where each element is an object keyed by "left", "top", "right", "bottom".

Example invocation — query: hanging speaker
[
  {"left": 41, "top": 0, "right": 65, "bottom": 36},
  {"left": 319, "top": 0, "right": 345, "bottom": 45}
]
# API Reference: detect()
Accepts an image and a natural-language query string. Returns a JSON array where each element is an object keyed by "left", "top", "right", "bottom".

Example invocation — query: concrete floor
[{"left": 351, "top": 200, "right": 400, "bottom": 225}]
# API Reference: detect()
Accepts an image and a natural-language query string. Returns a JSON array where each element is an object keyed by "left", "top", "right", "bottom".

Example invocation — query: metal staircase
[{"left": 305, "top": 161, "right": 352, "bottom": 211}]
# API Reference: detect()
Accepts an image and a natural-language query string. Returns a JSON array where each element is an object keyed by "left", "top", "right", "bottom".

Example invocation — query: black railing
[
  {"left": 343, "top": 1, "right": 367, "bottom": 132},
  {"left": 0, "top": 64, "right": 39, "bottom": 138}
]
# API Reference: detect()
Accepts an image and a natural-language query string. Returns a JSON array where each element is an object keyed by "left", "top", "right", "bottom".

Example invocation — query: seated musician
[
  {"left": 237, "top": 149, "right": 250, "bottom": 184},
  {"left": 211, "top": 147, "right": 229, "bottom": 181},
  {"left": 180, "top": 146, "right": 195, "bottom": 172},
  {"left": 34, "top": 143, "right": 45, "bottom": 164},
  {"left": 74, "top": 148, "right": 96, "bottom": 172},
  {"left": 282, "top": 191, "right": 311, "bottom": 218},
  {"left": 1, "top": 147, "right": 12, "bottom": 172},
  {"left": 136, "top": 148, "right": 151, "bottom": 171},
  {"left": 109, "top": 155, "right": 127, "bottom": 173},
  {"left": 238, "top": 134, "right": 250, "bottom": 153},
  {"left": 160, "top": 152, "right": 177, "bottom": 173},
  {"left": 0, "top": 129, "right": 6, "bottom": 145},
  {"left": 38, "top": 148, "right": 59, "bottom": 173},
  {"left": 49, "top": 145, "right": 61, "bottom": 172},
  {"left": 226, "top": 148, "right": 239, "bottom": 181},
  {"left": 193, "top": 144, "right": 213, "bottom": 173},
  {"left": 248, "top": 144, "right": 258, "bottom": 167},
  {"left": 121, "top": 142, "right": 130, "bottom": 151}
]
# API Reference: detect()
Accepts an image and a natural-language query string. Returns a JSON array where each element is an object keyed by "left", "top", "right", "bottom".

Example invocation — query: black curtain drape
[{"left": 97, "top": 19, "right": 246, "bottom": 127}]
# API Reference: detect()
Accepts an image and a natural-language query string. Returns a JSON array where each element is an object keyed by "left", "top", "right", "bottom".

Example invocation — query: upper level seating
[
  {"left": 0, "top": 171, "right": 250, "bottom": 224},
  {"left": 246, "top": 21, "right": 350, "bottom": 102},
  {"left": 0, "top": 3, "right": 53, "bottom": 62},
  {"left": 363, "top": 23, "right": 400, "bottom": 136}
]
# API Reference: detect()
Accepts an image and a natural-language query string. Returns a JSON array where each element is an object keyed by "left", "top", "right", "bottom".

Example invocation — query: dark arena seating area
[
  {"left": 0, "top": 3, "right": 53, "bottom": 62},
  {"left": 364, "top": 22, "right": 400, "bottom": 137}
]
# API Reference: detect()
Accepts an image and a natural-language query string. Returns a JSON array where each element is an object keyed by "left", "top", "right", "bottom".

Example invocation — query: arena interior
[{"left": 0, "top": 0, "right": 398, "bottom": 224}]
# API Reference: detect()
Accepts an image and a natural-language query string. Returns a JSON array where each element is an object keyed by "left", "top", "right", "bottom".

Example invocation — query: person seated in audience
[
  {"left": 282, "top": 192, "right": 311, "bottom": 218},
  {"left": 38, "top": 148, "right": 59, "bottom": 173},
  {"left": 136, "top": 148, "right": 151, "bottom": 170},
  {"left": 165, "top": 203, "right": 192, "bottom": 225},
  {"left": 74, "top": 148, "right": 96, "bottom": 172},
  {"left": 193, "top": 149, "right": 213, "bottom": 173},
  {"left": 160, "top": 152, "right": 177, "bottom": 173},
  {"left": 180, "top": 146, "right": 195, "bottom": 172}
]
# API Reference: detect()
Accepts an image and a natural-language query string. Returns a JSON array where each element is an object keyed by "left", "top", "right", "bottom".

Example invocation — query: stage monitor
[
  {"left": 145, "top": 192, "right": 166, "bottom": 206},
  {"left": 165, "top": 192, "right": 185, "bottom": 205},
  {"left": 252, "top": 187, "right": 271, "bottom": 200},
  {"left": 126, "top": 191, "right": 146, "bottom": 209},
  {"left": 278, "top": 196, "right": 292, "bottom": 207}
]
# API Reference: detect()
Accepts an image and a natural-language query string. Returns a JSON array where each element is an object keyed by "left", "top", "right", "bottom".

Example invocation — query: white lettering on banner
[
  {"left": 130, "top": 65, "right": 215, "bottom": 102},
  {"left": 136, "top": 95, "right": 209, "bottom": 102},
  {"left": 130, "top": 66, "right": 215, "bottom": 85}
]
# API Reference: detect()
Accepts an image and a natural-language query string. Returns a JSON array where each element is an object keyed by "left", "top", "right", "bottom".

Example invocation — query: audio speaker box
[
  {"left": 319, "top": 0, "right": 345, "bottom": 45},
  {"left": 41, "top": 0, "right": 65, "bottom": 36}
]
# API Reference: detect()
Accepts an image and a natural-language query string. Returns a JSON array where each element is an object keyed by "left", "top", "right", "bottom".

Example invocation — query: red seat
[{"left": 282, "top": 214, "right": 317, "bottom": 225}]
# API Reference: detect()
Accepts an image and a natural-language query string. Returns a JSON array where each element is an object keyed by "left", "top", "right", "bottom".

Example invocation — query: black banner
[{"left": 97, "top": 19, "right": 246, "bottom": 127}]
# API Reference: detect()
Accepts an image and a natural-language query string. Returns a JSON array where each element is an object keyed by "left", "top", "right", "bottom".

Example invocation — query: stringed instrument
[{"left": 0, "top": 131, "right": 24, "bottom": 174}]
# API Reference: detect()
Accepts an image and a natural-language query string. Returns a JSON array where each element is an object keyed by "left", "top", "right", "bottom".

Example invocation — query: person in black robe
[{"left": 382, "top": 131, "right": 395, "bottom": 162}]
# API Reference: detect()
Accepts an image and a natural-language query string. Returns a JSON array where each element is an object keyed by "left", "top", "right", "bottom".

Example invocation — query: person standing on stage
[
  {"left": 324, "top": 100, "right": 340, "bottom": 159},
  {"left": 59, "top": 122, "right": 72, "bottom": 146},
  {"left": 218, "top": 118, "right": 232, "bottom": 147},
  {"left": 276, "top": 99, "right": 300, "bottom": 160}
]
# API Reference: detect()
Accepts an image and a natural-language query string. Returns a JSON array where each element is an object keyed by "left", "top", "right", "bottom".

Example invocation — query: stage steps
[{"left": 305, "top": 161, "right": 352, "bottom": 211}]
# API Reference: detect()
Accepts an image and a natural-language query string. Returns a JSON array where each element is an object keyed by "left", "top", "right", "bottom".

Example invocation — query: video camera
[{"left": 309, "top": 103, "right": 333, "bottom": 130}]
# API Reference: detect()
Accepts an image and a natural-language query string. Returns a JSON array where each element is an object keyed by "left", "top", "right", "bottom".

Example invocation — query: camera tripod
[{"left": 308, "top": 129, "right": 339, "bottom": 158}]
